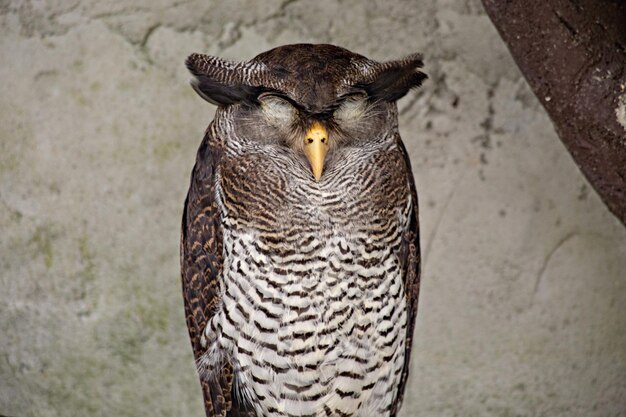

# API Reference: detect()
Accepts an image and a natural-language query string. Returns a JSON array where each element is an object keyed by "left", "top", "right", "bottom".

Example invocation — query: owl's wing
[
  {"left": 391, "top": 138, "right": 422, "bottom": 416},
  {"left": 181, "top": 132, "right": 253, "bottom": 417}
]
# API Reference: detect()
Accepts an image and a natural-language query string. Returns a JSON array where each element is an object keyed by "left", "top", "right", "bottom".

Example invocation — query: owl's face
[
  {"left": 228, "top": 87, "right": 394, "bottom": 178},
  {"left": 187, "top": 44, "right": 426, "bottom": 181}
]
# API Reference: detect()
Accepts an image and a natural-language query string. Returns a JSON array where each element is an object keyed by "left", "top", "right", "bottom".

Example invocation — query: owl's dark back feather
[{"left": 181, "top": 130, "right": 255, "bottom": 417}]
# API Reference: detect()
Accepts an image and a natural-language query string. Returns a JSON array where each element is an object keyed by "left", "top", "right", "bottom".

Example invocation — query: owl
[{"left": 181, "top": 44, "right": 425, "bottom": 417}]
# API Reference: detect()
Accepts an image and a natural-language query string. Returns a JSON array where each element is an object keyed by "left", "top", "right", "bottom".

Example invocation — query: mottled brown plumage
[{"left": 181, "top": 44, "right": 425, "bottom": 417}]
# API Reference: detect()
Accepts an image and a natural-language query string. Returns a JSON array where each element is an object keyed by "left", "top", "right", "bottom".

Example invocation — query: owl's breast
[
  {"left": 214, "top": 146, "right": 411, "bottom": 415},
  {"left": 216, "top": 221, "right": 407, "bottom": 416},
  {"left": 217, "top": 146, "right": 411, "bottom": 235}
]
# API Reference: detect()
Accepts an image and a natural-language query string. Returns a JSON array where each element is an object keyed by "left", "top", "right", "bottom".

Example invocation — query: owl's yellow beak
[{"left": 303, "top": 121, "right": 329, "bottom": 182}]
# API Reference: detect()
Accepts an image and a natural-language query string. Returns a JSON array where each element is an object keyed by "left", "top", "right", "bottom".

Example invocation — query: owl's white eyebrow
[
  {"left": 257, "top": 92, "right": 363, "bottom": 117},
  {"left": 257, "top": 91, "right": 306, "bottom": 110}
]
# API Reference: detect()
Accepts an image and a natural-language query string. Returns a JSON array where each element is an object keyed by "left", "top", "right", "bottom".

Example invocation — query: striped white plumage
[{"left": 196, "top": 116, "right": 412, "bottom": 416}]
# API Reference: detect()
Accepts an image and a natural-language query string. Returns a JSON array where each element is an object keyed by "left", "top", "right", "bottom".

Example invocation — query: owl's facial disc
[
  {"left": 303, "top": 121, "right": 329, "bottom": 182},
  {"left": 259, "top": 94, "right": 296, "bottom": 126}
]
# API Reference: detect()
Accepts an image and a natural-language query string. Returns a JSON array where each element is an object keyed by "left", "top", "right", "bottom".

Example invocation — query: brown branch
[{"left": 482, "top": 0, "right": 626, "bottom": 226}]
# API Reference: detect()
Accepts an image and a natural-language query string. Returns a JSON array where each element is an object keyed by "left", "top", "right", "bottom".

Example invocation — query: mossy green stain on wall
[
  {"left": 30, "top": 226, "right": 56, "bottom": 269},
  {"left": 78, "top": 235, "right": 96, "bottom": 283},
  {"left": 153, "top": 140, "right": 182, "bottom": 162}
]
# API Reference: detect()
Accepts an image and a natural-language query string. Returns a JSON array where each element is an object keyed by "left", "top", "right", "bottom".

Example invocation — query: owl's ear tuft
[
  {"left": 360, "top": 54, "right": 427, "bottom": 102},
  {"left": 186, "top": 53, "right": 263, "bottom": 106},
  {"left": 189, "top": 76, "right": 263, "bottom": 106}
]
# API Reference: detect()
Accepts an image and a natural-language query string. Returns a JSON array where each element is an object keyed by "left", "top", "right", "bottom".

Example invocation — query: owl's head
[{"left": 187, "top": 44, "right": 426, "bottom": 181}]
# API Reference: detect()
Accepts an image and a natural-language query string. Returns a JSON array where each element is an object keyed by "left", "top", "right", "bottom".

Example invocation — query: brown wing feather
[
  {"left": 181, "top": 129, "right": 253, "bottom": 417},
  {"left": 391, "top": 137, "right": 422, "bottom": 416}
]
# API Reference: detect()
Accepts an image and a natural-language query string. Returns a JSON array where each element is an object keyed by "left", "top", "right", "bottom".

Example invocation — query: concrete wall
[{"left": 1, "top": 1, "right": 624, "bottom": 416}]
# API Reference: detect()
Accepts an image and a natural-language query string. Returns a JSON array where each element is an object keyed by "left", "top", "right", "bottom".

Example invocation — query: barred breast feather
[{"left": 181, "top": 116, "right": 420, "bottom": 417}]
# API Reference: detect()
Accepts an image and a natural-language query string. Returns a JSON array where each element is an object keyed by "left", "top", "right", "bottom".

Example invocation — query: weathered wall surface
[{"left": 0, "top": 1, "right": 624, "bottom": 417}]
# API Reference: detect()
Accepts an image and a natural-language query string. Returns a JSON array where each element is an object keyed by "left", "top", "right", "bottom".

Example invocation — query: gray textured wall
[{"left": 1, "top": 1, "right": 625, "bottom": 416}]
